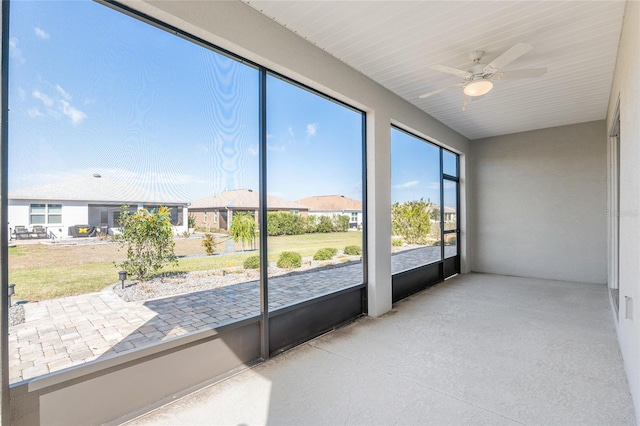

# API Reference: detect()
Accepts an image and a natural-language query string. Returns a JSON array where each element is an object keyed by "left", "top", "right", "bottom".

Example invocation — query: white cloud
[
  {"left": 27, "top": 108, "right": 44, "bottom": 118},
  {"left": 394, "top": 180, "right": 419, "bottom": 189},
  {"left": 32, "top": 90, "right": 53, "bottom": 107},
  {"left": 34, "top": 27, "right": 50, "bottom": 40},
  {"left": 18, "top": 88, "right": 26, "bottom": 101},
  {"left": 306, "top": 123, "right": 318, "bottom": 137},
  {"left": 60, "top": 100, "right": 87, "bottom": 125},
  {"left": 32, "top": 86, "right": 87, "bottom": 124},
  {"left": 9, "top": 38, "right": 25, "bottom": 63},
  {"left": 288, "top": 127, "right": 294, "bottom": 137},
  {"left": 267, "top": 144, "right": 285, "bottom": 152},
  {"left": 55, "top": 85, "right": 72, "bottom": 100}
]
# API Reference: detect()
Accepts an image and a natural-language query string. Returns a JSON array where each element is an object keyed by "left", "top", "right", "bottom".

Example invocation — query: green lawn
[{"left": 9, "top": 232, "right": 362, "bottom": 302}]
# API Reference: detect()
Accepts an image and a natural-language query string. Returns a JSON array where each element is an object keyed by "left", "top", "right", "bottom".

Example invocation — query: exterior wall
[
  {"left": 308, "top": 210, "right": 363, "bottom": 228},
  {"left": 607, "top": 0, "right": 640, "bottom": 415},
  {"left": 470, "top": 120, "right": 607, "bottom": 284},
  {"left": 129, "top": 0, "right": 470, "bottom": 317},
  {"left": 8, "top": 200, "right": 88, "bottom": 239}
]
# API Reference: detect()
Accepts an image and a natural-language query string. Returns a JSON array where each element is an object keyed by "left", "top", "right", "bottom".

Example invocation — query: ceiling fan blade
[
  {"left": 485, "top": 43, "right": 533, "bottom": 72},
  {"left": 419, "top": 83, "right": 463, "bottom": 99},
  {"left": 492, "top": 68, "right": 547, "bottom": 80},
  {"left": 430, "top": 64, "right": 471, "bottom": 79}
]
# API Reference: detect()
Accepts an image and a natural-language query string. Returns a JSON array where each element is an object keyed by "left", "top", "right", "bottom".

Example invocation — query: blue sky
[
  {"left": 8, "top": 0, "right": 454, "bottom": 208},
  {"left": 391, "top": 128, "right": 457, "bottom": 207}
]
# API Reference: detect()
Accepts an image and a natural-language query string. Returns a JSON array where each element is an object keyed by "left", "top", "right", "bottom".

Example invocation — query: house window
[
  {"left": 30, "top": 203, "right": 62, "bottom": 225},
  {"left": 290, "top": 210, "right": 299, "bottom": 215},
  {"left": 48, "top": 204, "right": 62, "bottom": 224},
  {"left": 350, "top": 212, "right": 358, "bottom": 222}
]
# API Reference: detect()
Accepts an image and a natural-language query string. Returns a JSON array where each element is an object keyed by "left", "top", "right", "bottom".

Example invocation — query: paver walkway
[{"left": 9, "top": 246, "right": 455, "bottom": 383}]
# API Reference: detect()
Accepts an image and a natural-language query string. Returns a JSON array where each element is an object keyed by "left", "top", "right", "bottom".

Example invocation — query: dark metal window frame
[
  {"left": 1, "top": 2, "right": 368, "bottom": 413},
  {"left": 390, "top": 126, "right": 460, "bottom": 302}
]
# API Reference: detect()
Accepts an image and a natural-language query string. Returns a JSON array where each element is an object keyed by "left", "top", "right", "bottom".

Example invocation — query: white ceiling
[{"left": 242, "top": 1, "right": 626, "bottom": 140}]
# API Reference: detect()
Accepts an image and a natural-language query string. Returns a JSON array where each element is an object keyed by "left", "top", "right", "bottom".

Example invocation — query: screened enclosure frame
[
  {"left": 390, "top": 126, "right": 460, "bottom": 303},
  {"left": 1, "top": 2, "right": 368, "bottom": 417}
]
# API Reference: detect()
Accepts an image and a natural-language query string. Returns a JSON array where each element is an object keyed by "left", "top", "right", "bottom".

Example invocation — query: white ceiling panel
[{"left": 242, "top": 1, "right": 625, "bottom": 140}]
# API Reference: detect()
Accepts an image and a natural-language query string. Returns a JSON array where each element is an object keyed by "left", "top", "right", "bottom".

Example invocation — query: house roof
[
  {"left": 429, "top": 205, "right": 456, "bottom": 214},
  {"left": 8, "top": 174, "right": 188, "bottom": 205},
  {"left": 297, "top": 195, "right": 362, "bottom": 212},
  {"left": 191, "top": 189, "right": 308, "bottom": 210}
]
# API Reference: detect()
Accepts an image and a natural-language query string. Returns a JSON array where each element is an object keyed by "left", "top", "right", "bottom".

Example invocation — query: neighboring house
[
  {"left": 296, "top": 195, "right": 362, "bottom": 230},
  {"left": 8, "top": 174, "right": 189, "bottom": 239},
  {"left": 190, "top": 188, "right": 309, "bottom": 231},
  {"left": 429, "top": 206, "right": 457, "bottom": 223}
]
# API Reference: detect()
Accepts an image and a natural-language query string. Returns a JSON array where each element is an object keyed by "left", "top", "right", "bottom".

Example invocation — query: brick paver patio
[{"left": 9, "top": 246, "right": 455, "bottom": 383}]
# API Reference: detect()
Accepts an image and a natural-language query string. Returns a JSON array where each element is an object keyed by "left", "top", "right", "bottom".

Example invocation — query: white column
[{"left": 367, "top": 111, "right": 392, "bottom": 317}]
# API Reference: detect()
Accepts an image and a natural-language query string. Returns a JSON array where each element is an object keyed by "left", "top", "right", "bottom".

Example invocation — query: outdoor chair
[
  {"left": 32, "top": 225, "right": 48, "bottom": 239},
  {"left": 13, "top": 226, "right": 30, "bottom": 240}
]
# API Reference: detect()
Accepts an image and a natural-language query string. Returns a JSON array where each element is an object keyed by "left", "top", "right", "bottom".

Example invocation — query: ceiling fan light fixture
[{"left": 463, "top": 79, "right": 493, "bottom": 97}]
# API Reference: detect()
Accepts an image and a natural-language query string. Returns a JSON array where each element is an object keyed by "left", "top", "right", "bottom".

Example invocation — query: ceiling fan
[{"left": 419, "top": 43, "right": 547, "bottom": 99}]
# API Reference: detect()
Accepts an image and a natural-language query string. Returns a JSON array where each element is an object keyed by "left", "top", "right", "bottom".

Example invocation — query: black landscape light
[
  {"left": 8, "top": 283, "right": 15, "bottom": 307},
  {"left": 119, "top": 271, "right": 127, "bottom": 289}
]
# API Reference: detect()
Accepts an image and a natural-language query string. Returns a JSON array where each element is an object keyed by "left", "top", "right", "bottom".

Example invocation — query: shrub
[
  {"left": 445, "top": 236, "right": 457, "bottom": 245},
  {"left": 333, "top": 214, "right": 350, "bottom": 232},
  {"left": 305, "top": 215, "right": 318, "bottom": 233},
  {"left": 391, "top": 239, "right": 403, "bottom": 247},
  {"left": 267, "top": 212, "right": 305, "bottom": 236},
  {"left": 316, "top": 215, "right": 334, "bottom": 233},
  {"left": 344, "top": 245, "right": 362, "bottom": 256},
  {"left": 188, "top": 214, "right": 197, "bottom": 229},
  {"left": 202, "top": 233, "right": 217, "bottom": 255},
  {"left": 116, "top": 205, "right": 177, "bottom": 280},
  {"left": 391, "top": 198, "right": 432, "bottom": 245},
  {"left": 313, "top": 247, "right": 337, "bottom": 260},
  {"left": 244, "top": 255, "right": 261, "bottom": 269},
  {"left": 277, "top": 251, "right": 302, "bottom": 268}
]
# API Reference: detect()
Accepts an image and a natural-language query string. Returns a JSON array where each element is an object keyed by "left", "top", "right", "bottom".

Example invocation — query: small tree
[
  {"left": 391, "top": 198, "right": 432, "bottom": 245},
  {"left": 116, "top": 205, "right": 177, "bottom": 280},
  {"left": 229, "top": 211, "right": 257, "bottom": 251},
  {"left": 202, "top": 233, "right": 217, "bottom": 255}
]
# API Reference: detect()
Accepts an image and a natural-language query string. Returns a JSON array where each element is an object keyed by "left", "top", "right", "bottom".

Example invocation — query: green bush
[
  {"left": 277, "top": 251, "right": 302, "bottom": 268},
  {"left": 244, "top": 255, "right": 261, "bottom": 269},
  {"left": 202, "top": 233, "right": 217, "bottom": 256},
  {"left": 316, "top": 215, "right": 334, "bottom": 233},
  {"left": 305, "top": 215, "right": 318, "bottom": 233},
  {"left": 391, "top": 239, "right": 403, "bottom": 247},
  {"left": 333, "top": 215, "right": 350, "bottom": 232},
  {"left": 313, "top": 247, "right": 338, "bottom": 260},
  {"left": 344, "top": 245, "right": 362, "bottom": 256},
  {"left": 267, "top": 212, "right": 306, "bottom": 236}
]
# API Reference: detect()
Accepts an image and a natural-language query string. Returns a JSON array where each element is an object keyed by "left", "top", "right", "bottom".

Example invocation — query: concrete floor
[{"left": 124, "top": 273, "right": 636, "bottom": 425}]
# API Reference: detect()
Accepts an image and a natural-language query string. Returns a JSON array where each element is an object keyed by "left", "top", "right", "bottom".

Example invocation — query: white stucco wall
[
  {"left": 116, "top": 0, "right": 471, "bottom": 317},
  {"left": 470, "top": 120, "right": 607, "bottom": 284},
  {"left": 8, "top": 201, "right": 88, "bottom": 239},
  {"left": 607, "top": 0, "right": 640, "bottom": 415}
]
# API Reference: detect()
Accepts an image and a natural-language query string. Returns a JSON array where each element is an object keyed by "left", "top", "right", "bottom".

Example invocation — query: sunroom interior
[{"left": 2, "top": 0, "right": 639, "bottom": 424}]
